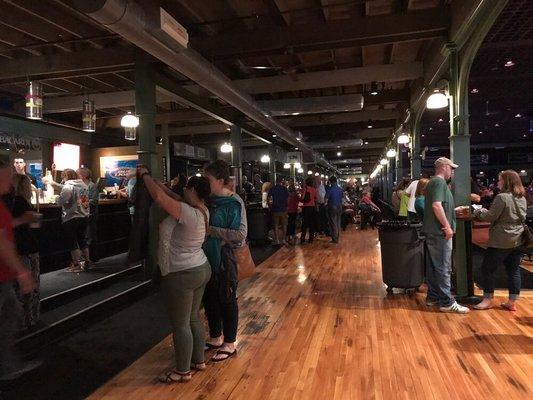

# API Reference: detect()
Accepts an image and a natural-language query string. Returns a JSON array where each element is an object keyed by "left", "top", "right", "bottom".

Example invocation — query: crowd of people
[{"left": 1, "top": 154, "right": 531, "bottom": 383}]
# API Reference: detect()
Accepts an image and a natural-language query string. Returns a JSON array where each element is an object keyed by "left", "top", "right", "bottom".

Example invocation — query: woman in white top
[{"left": 138, "top": 166, "right": 211, "bottom": 384}]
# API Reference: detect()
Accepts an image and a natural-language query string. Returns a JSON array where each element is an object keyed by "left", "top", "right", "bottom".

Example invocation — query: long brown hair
[
  {"left": 499, "top": 170, "right": 525, "bottom": 197},
  {"left": 415, "top": 178, "right": 429, "bottom": 197}
]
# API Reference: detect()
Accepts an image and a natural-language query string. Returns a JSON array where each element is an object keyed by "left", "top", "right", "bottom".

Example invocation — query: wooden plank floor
[{"left": 89, "top": 227, "right": 533, "bottom": 400}]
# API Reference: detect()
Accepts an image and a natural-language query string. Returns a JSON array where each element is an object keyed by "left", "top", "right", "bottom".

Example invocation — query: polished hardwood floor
[{"left": 89, "top": 227, "right": 532, "bottom": 400}]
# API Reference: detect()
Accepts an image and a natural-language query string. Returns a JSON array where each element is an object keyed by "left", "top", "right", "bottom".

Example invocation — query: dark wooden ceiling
[{"left": 0, "top": 0, "right": 530, "bottom": 174}]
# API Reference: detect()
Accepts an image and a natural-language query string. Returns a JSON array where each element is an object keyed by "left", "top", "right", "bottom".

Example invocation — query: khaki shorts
[{"left": 272, "top": 212, "right": 288, "bottom": 228}]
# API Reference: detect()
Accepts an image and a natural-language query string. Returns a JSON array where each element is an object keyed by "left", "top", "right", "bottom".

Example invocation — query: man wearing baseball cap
[{"left": 422, "top": 157, "right": 469, "bottom": 313}]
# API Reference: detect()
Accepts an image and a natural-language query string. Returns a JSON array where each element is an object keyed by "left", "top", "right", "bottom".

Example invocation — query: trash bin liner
[{"left": 377, "top": 221, "right": 424, "bottom": 289}]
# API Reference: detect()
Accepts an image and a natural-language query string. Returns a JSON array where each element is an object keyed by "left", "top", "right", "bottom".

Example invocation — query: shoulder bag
[
  {"left": 511, "top": 195, "right": 533, "bottom": 249},
  {"left": 234, "top": 242, "right": 257, "bottom": 281}
]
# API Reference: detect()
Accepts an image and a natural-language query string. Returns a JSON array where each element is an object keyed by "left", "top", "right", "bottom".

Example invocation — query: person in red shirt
[
  {"left": 300, "top": 177, "right": 317, "bottom": 244},
  {"left": 0, "top": 160, "right": 37, "bottom": 381}
]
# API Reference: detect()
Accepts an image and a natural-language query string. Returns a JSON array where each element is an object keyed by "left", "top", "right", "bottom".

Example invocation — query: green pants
[{"left": 161, "top": 261, "right": 211, "bottom": 372}]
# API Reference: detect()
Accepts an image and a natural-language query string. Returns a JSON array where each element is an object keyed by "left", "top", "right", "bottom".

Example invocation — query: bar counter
[{"left": 36, "top": 198, "right": 131, "bottom": 273}]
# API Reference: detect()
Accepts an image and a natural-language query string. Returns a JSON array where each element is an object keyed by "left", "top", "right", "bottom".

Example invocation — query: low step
[
  {"left": 40, "top": 262, "right": 143, "bottom": 313},
  {"left": 18, "top": 277, "right": 152, "bottom": 354}
]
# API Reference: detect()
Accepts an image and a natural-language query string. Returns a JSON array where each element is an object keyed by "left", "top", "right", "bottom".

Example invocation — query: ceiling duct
[
  {"left": 74, "top": 0, "right": 335, "bottom": 170},
  {"left": 331, "top": 158, "right": 363, "bottom": 165},
  {"left": 259, "top": 94, "right": 364, "bottom": 116},
  {"left": 308, "top": 139, "right": 364, "bottom": 149}
]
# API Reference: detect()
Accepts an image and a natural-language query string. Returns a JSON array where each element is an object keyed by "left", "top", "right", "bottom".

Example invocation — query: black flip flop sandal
[
  {"left": 211, "top": 349, "right": 237, "bottom": 362},
  {"left": 204, "top": 343, "right": 223, "bottom": 351}
]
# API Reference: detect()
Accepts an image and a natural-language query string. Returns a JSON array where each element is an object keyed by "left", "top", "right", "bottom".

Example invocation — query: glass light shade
[
  {"left": 82, "top": 100, "right": 96, "bottom": 132},
  {"left": 380, "top": 158, "right": 388, "bottom": 165},
  {"left": 260, "top": 155, "right": 270, "bottom": 163},
  {"left": 26, "top": 81, "right": 43, "bottom": 120},
  {"left": 307, "top": 170, "right": 313, "bottom": 175},
  {"left": 124, "top": 127, "right": 136, "bottom": 141},
  {"left": 220, "top": 143, "right": 232, "bottom": 153},
  {"left": 294, "top": 162, "right": 301, "bottom": 169},
  {"left": 195, "top": 173, "right": 201, "bottom": 177},
  {"left": 283, "top": 163, "right": 290, "bottom": 169},
  {"left": 297, "top": 168, "right": 304, "bottom": 173},
  {"left": 386, "top": 149, "right": 396, "bottom": 158},
  {"left": 314, "top": 172, "right": 319, "bottom": 176},
  {"left": 397, "top": 134, "right": 410, "bottom": 144},
  {"left": 120, "top": 112, "right": 139, "bottom": 128},
  {"left": 426, "top": 90, "right": 448, "bottom": 109}
]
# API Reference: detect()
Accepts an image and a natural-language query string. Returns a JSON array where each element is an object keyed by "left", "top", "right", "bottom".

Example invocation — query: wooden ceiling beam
[
  {"left": 194, "top": 62, "right": 423, "bottom": 95},
  {"left": 191, "top": 8, "right": 447, "bottom": 60},
  {"left": 0, "top": 46, "right": 136, "bottom": 82},
  {"left": 283, "top": 109, "right": 399, "bottom": 127}
]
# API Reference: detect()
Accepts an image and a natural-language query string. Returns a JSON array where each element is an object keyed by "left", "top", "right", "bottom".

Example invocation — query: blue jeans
[
  {"left": 480, "top": 247, "right": 522, "bottom": 300},
  {"left": 425, "top": 233, "right": 454, "bottom": 307}
]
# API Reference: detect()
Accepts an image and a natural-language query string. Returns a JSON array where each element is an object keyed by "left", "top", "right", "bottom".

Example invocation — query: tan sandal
[
  {"left": 191, "top": 362, "right": 206, "bottom": 371},
  {"left": 158, "top": 370, "right": 191, "bottom": 383}
]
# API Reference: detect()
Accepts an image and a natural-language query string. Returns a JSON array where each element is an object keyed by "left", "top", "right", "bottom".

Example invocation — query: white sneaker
[{"left": 440, "top": 302, "right": 470, "bottom": 314}]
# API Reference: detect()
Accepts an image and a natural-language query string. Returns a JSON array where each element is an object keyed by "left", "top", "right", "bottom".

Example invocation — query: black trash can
[
  {"left": 377, "top": 221, "right": 424, "bottom": 291},
  {"left": 246, "top": 205, "right": 270, "bottom": 243}
]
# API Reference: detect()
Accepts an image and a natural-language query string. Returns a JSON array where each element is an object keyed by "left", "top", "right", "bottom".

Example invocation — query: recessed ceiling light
[
  {"left": 504, "top": 60, "right": 515, "bottom": 67},
  {"left": 438, "top": 118, "right": 444, "bottom": 123},
  {"left": 494, "top": 123, "right": 500, "bottom": 127},
  {"left": 523, "top": 134, "right": 527, "bottom": 138},
  {"left": 296, "top": 137, "right": 301, "bottom": 141},
  {"left": 478, "top": 131, "right": 483, "bottom": 134},
  {"left": 470, "top": 88, "right": 479, "bottom": 94},
  {"left": 364, "top": 141, "right": 369, "bottom": 145},
  {"left": 515, "top": 113, "right": 522, "bottom": 118},
  {"left": 295, "top": 147, "right": 299, "bottom": 150},
  {"left": 421, "top": 134, "right": 425, "bottom": 137},
  {"left": 272, "top": 134, "right": 277, "bottom": 137},
  {"left": 291, "top": 112, "right": 300, "bottom": 116},
  {"left": 429, "top": 127, "right": 433, "bottom": 131}
]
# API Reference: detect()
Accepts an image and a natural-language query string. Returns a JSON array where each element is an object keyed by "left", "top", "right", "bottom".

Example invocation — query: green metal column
[
  {"left": 386, "top": 160, "right": 394, "bottom": 202},
  {"left": 230, "top": 125, "right": 243, "bottom": 192},
  {"left": 135, "top": 59, "right": 158, "bottom": 279},
  {"left": 395, "top": 142, "right": 403, "bottom": 182},
  {"left": 447, "top": 42, "right": 471, "bottom": 298},
  {"left": 410, "top": 115, "right": 422, "bottom": 179},
  {"left": 268, "top": 145, "right": 276, "bottom": 183}
]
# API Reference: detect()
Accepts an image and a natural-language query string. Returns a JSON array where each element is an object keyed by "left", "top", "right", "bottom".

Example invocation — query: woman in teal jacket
[{"left": 203, "top": 160, "right": 242, "bottom": 362}]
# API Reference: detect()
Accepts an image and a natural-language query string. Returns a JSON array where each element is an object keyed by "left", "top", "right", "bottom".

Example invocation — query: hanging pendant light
[
  {"left": 82, "top": 99, "right": 96, "bottom": 132},
  {"left": 260, "top": 154, "right": 270, "bottom": 163},
  {"left": 283, "top": 163, "right": 290, "bottom": 169},
  {"left": 220, "top": 142, "right": 232, "bottom": 153},
  {"left": 386, "top": 149, "right": 396, "bottom": 158},
  {"left": 26, "top": 81, "right": 43, "bottom": 120},
  {"left": 380, "top": 158, "right": 388, "bottom": 165},
  {"left": 426, "top": 89, "right": 448, "bottom": 109},
  {"left": 367, "top": 119, "right": 373, "bottom": 129},
  {"left": 297, "top": 168, "right": 304, "bottom": 173},
  {"left": 121, "top": 111, "right": 139, "bottom": 141},
  {"left": 397, "top": 133, "right": 410, "bottom": 144}
]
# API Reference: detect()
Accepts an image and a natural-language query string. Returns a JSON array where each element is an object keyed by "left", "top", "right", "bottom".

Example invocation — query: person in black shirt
[
  {"left": 2, "top": 174, "right": 40, "bottom": 329},
  {"left": 13, "top": 158, "right": 37, "bottom": 187}
]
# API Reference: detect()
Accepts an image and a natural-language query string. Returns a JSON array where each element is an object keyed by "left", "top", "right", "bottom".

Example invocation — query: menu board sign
[{"left": 174, "top": 142, "right": 210, "bottom": 160}]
